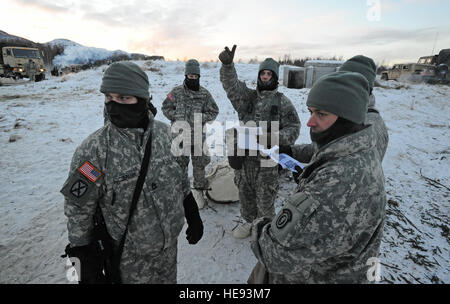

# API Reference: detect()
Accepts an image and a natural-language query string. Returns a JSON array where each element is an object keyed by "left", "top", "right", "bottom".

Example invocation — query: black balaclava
[
  {"left": 310, "top": 117, "right": 365, "bottom": 148},
  {"left": 257, "top": 71, "right": 278, "bottom": 91},
  {"left": 184, "top": 75, "right": 200, "bottom": 91},
  {"left": 106, "top": 97, "right": 149, "bottom": 130}
]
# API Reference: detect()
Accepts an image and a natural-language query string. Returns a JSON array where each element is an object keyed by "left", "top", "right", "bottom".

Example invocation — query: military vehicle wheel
[
  {"left": 437, "top": 49, "right": 450, "bottom": 66},
  {"left": 35, "top": 74, "right": 45, "bottom": 82},
  {"left": 381, "top": 73, "right": 388, "bottom": 80}
]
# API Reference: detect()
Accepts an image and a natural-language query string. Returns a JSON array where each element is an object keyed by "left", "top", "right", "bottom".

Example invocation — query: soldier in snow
[
  {"left": 279, "top": 55, "right": 389, "bottom": 168},
  {"left": 61, "top": 61, "right": 204, "bottom": 284},
  {"left": 340, "top": 55, "right": 389, "bottom": 161},
  {"left": 27, "top": 59, "right": 36, "bottom": 82},
  {"left": 162, "top": 59, "right": 219, "bottom": 209},
  {"left": 218, "top": 45, "right": 300, "bottom": 239},
  {"left": 250, "top": 71, "right": 387, "bottom": 283}
]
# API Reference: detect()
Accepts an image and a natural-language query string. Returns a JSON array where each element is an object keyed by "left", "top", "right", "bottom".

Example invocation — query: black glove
[
  {"left": 219, "top": 45, "right": 237, "bottom": 65},
  {"left": 292, "top": 165, "right": 303, "bottom": 184},
  {"left": 227, "top": 128, "right": 244, "bottom": 169},
  {"left": 62, "top": 243, "right": 106, "bottom": 284},
  {"left": 183, "top": 192, "right": 204, "bottom": 244},
  {"left": 278, "top": 145, "right": 293, "bottom": 157}
]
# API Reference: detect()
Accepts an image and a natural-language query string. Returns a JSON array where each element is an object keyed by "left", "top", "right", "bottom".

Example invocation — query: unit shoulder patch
[
  {"left": 61, "top": 171, "right": 98, "bottom": 201},
  {"left": 276, "top": 208, "right": 292, "bottom": 229},
  {"left": 70, "top": 179, "right": 88, "bottom": 198}
]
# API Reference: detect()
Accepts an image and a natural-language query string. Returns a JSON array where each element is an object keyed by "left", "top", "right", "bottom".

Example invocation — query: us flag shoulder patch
[
  {"left": 78, "top": 161, "right": 102, "bottom": 183},
  {"left": 167, "top": 92, "right": 174, "bottom": 101}
]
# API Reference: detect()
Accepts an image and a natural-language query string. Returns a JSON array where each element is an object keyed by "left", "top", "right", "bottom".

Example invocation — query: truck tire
[
  {"left": 381, "top": 73, "right": 388, "bottom": 80},
  {"left": 435, "top": 64, "right": 448, "bottom": 81},
  {"left": 35, "top": 74, "right": 45, "bottom": 82},
  {"left": 437, "top": 49, "right": 450, "bottom": 66}
]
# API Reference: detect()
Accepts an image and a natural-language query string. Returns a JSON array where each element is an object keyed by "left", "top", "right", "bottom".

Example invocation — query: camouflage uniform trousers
[
  {"left": 119, "top": 242, "right": 178, "bottom": 284},
  {"left": 29, "top": 71, "right": 35, "bottom": 82},
  {"left": 234, "top": 158, "right": 279, "bottom": 223},
  {"left": 176, "top": 133, "right": 210, "bottom": 190}
]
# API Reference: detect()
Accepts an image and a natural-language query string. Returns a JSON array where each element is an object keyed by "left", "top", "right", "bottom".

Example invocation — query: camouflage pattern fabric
[
  {"left": 162, "top": 84, "right": 219, "bottom": 189},
  {"left": 234, "top": 159, "right": 279, "bottom": 222},
  {"left": 220, "top": 63, "right": 300, "bottom": 144},
  {"left": 61, "top": 113, "right": 189, "bottom": 283},
  {"left": 120, "top": 243, "right": 178, "bottom": 284},
  {"left": 251, "top": 124, "right": 387, "bottom": 283},
  {"left": 291, "top": 142, "right": 317, "bottom": 164},
  {"left": 27, "top": 61, "right": 36, "bottom": 81},
  {"left": 175, "top": 132, "right": 210, "bottom": 189},
  {"left": 367, "top": 95, "right": 389, "bottom": 161},
  {"left": 220, "top": 63, "right": 300, "bottom": 223}
]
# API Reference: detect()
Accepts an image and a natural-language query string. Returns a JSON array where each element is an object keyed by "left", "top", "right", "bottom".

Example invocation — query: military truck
[
  {"left": 380, "top": 62, "right": 435, "bottom": 81},
  {"left": 0, "top": 46, "right": 46, "bottom": 81},
  {"left": 381, "top": 48, "right": 449, "bottom": 83},
  {"left": 418, "top": 55, "right": 438, "bottom": 65}
]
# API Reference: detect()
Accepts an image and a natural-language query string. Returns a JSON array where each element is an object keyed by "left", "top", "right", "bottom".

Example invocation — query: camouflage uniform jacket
[
  {"left": 27, "top": 61, "right": 36, "bottom": 73},
  {"left": 220, "top": 63, "right": 300, "bottom": 151},
  {"left": 61, "top": 113, "right": 189, "bottom": 257},
  {"left": 291, "top": 95, "right": 389, "bottom": 164},
  {"left": 366, "top": 95, "right": 389, "bottom": 161},
  {"left": 252, "top": 124, "right": 387, "bottom": 283},
  {"left": 162, "top": 84, "right": 219, "bottom": 126}
]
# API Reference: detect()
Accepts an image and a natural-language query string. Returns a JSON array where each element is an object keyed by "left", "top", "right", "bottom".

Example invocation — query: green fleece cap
[
  {"left": 100, "top": 61, "right": 149, "bottom": 99},
  {"left": 185, "top": 59, "right": 200, "bottom": 75},
  {"left": 340, "top": 55, "right": 376, "bottom": 91},
  {"left": 259, "top": 58, "right": 280, "bottom": 78},
  {"left": 306, "top": 71, "right": 369, "bottom": 124}
]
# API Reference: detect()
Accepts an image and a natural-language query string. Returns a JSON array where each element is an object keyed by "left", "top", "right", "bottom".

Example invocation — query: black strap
[{"left": 113, "top": 131, "right": 153, "bottom": 282}]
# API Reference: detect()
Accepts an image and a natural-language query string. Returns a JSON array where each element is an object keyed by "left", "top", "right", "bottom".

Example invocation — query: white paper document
[
  {"left": 235, "top": 127, "right": 306, "bottom": 173},
  {"left": 260, "top": 145, "right": 306, "bottom": 173}
]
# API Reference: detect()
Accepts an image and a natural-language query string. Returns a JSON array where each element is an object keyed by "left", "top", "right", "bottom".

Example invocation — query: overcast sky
[{"left": 2, "top": 0, "right": 450, "bottom": 65}]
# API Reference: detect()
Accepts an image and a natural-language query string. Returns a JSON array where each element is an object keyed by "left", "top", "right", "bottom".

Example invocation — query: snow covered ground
[{"left": 0, "top": 60, "right": 448, "bottom": 284}]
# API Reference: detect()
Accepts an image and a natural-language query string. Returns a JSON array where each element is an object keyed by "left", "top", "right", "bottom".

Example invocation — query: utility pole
[{"left": 431, "top": 32, "right": 439, "bottom": 55}]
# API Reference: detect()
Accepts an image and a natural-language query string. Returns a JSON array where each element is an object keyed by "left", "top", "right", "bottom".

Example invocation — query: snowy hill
[
  {"left": 0, "top": 30, "right": 160, "bottom": 68},
  {"left": 46, "top": 39, "right": 82, "bottom": 48},
  {"left": 0, "top": 30, "right": 33, "bottom": 44},
  {"left": 51, "top": 44, "right": 129, "bottom": 67},
  {"left": 0, "top": 60, "right": 448, "bottom": 284}
]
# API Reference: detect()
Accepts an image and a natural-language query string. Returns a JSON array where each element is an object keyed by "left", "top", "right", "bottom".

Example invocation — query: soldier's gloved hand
[
  {"left": 62, "top": 243, "right": 106, "bottom": 284},
  {"left": 278, "top": 145, "right": 293, "bottom": 157},
  {"left": 183, "top": 192, "right": 204, "bottom": 244},
  {"left": 219, "top": 45, "right": 237, "bottom": 65},
  {"left": 292, "top": 165, "right": 303, "bottom": 184}
]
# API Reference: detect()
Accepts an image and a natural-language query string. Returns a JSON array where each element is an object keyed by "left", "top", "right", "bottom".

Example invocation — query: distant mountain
[
  {"left": 46, "top": 39, "right": 82, "bottom": 48},
  {"left": 0, "top": 30, "right": 37, "bottom": 49},
  {"left": 0, "top": 30, "right": 163, "bottom": 68}
]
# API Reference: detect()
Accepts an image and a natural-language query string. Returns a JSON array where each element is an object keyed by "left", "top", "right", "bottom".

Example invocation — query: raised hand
[{"left": 218, "top": 45, "right": 237, "bottom": 65}]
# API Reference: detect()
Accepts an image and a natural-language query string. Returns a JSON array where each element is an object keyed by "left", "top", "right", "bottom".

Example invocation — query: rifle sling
[{"left": 113, "top": 131, "right": 153, "bottom": 282}]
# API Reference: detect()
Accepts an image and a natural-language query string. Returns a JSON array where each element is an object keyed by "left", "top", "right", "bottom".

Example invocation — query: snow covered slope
[
  {"left": 0, "top": 60, "right": 448, "bottom": 283},
  {"left": 50, "top": 42, "right": 129, "bottom": 67}
]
